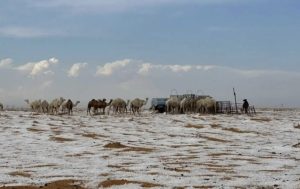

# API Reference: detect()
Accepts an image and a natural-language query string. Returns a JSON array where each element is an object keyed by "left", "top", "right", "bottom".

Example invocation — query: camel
[
  {"left": 49, "top": 97, "right": 65, "bottom": 115},
  {"left": 41, "top": 100, "right": 49, "bottom": 113},
  {"left": 166, "top": 97, "right": 180, "bottom": 114},
  {"left": 98, "top": 99, "right": 112, "bottom": 114},
  {"left": 0, "top": 103, "right": 3, "bottom": 111},
  {"left": 62, "top": 99, "right": 80, "bottom": 115},
  {"left": 130, "top": 98, "right": 148, "bottom": 115},
  {"left": 108, "top": 98, "right": 130, "bottom": 115},
  {"left": 87, "top": 99, "right": 111, "bottom": 115},
  {"left": 25, "top": 99, "right": 42, "bottom": 112},
  {"left": 196, "top": 97, "right": 216, "bottom": 114}
]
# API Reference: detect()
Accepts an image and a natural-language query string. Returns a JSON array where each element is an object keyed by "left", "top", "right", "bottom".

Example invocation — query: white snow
[{"left": 0, "top": 110, "right": 299, "bottom": 188}]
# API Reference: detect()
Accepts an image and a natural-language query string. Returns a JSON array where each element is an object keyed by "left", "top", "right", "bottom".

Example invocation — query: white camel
[
  {"left": 49, "top": 97, "right": 65, "bottom": 115},
  {"left": 130, "top": 98, "right": 148, "bottom": 115},
  {"left": 196, "top": 97, "right": 216, "bottom": 114},
  {"left": 166, "top": 97, "right": 180, "bottom": 114},
  {"left": 41, "top": 100, "right": 49, "bottom": 113},
  {"left": 180, "top": 97, "right": 194, "bottom": 114},
  {"left": 25, "top": 99, "right": 42, "bottom": 112},
  {"left": 109, "top": 98, "right": 129, "bottom": 115}
]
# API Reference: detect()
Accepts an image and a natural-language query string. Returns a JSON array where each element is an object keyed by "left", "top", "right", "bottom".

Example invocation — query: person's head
[{"left": 243, "top": 99, "right": 247, "bottom": 102}]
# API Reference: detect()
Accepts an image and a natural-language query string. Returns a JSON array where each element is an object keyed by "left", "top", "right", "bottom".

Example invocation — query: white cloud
[
  {"left": 96, "top": 59, "right": 131, "bottom": 76},
  {"left": 167, "top": 65, "right": 192, "bottom": 72},
  {"left": 138, "top": 63, "right": 153, "bottom": 75},
  {"left": 16, "top": 57, "right": 59, "bottom": 76},
  {"left": 68, "top": 62, "right": 88, "bottom": 77},
  {"left": 196, "top": 65, "right": 217, "bottom": 71},
  {"left": 0, "top": 58, "right": 13, "bottom": 68},
  {"left": 0, "top": 26, "right": 63, "bottom": 38}
]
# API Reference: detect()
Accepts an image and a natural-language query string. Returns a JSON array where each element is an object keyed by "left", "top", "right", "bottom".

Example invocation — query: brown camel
[
  {"left": 65, "top": 99, "right": 80, "bottom": 115},
  {"left": 98, "top": 99, "right": 113, "bottom": 114},
  {"left": 87, "top": 99, "right": 112, "bottom": 115}
]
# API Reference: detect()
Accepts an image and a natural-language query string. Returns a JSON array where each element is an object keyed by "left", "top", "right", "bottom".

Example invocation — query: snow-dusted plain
[{"left": 0, "top": 109, "right": 299, "bottom": 189}]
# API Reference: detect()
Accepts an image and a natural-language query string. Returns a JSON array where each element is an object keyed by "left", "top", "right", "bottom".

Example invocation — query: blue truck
[{"left": 150, "top": 98, "right": 168, "bottom": 113}]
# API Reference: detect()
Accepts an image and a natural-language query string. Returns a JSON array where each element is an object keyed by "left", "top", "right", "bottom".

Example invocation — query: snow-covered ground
[{"left": 0, "top": 110, "right": 299, "bottom": 189}]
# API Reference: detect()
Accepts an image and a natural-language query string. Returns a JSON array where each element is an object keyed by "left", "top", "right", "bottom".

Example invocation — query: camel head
[
  {"left": 108, "top": 99, "right": 113, "bottom": 105},
  {"left": 59, "top": 97, "right": 66, "bottom": 105},
  {"left": 59, "top": 97, "right": 66, "bottom": 102},
  {"left": 144, "top": 98, "right": 149, "bottom": 105}
]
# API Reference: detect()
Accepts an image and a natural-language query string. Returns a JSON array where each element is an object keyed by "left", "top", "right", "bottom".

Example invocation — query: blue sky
[{"left": 0, "top": 0, "right": 300, "bottom": 107}]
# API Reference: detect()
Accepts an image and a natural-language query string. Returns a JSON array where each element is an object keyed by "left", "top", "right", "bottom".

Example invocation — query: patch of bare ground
[
  {"left": 49, "top": 127, "right": 63, "bottom": 135},
  {"left": 232, "top": 175, "right": 249, "bottom": 179},
  {"left": 122, "top": 147, "right": 154, "bottom": 153},
  {"left": 0, "top": 180, "right": 84, "bottom": 189},
  {"left": 259, "top": 170, "right": 285, "bottom": 173},
  {"left": 168, "top": 134, "right": 188, "bottom": 138},
  {"left": 137, "top": 121, "right": 149, "bottom": 125},
  {"left": 294, "top": 123, "right": 300, "bottom": 129},
  {"left": 193, "top": 186, "right": 215, "bottom": 189},
  {"left": 163, "top": 166, "right": 191, "bottom": 173},
  {"left": 210, "top": 123, "right": 221, "bottom": 128},
  {"left": 185, "top": 123, "right": 205, "bottom": 129},
  {"left": 8, "top": 171, "right": 31, "bottom": 177},
  {"left": 208, "top": 153, "right": 235, "bottom": 157},
  {"left": 49, "top": 136, "right": 75, "bottom": 142},
  {"left": 27, "top": 127, "right": 46, "bottom": 132},
  {"left": 222, "top": 176, "right": 232, "bottom": 180},
  {"left": 172, "top": 119, "right": 184, "bottom": 123},
  {"left": 104, "top": 142, "right": 128, "bottom": 148},
  {"left": 222, "top": 127, "right": 258, "bottom": 134},
  {"left": 250, "top": 117, "right": 272, "bottom": 122},
  {"left": 104, "top": 142, "right": 154, "bottom": 153},
  {"left": 148, "top": 172, "right": 159, "bottom": 175},
  {"left": 98, "top": 179, "right": 163, "bottom": 188},
  {"left": 243, "top": 186, "right": 277, "bottom": 189},
  {"left": 206, "top": 167, "right": 235, "bottom": 174},
  {"left": 82, "top": 133, "right": 107, "bottom": 139},
  {"left": 27, "top": 164, "right": 58, "bottom": 168},
  {"left": 292, "top": 143, "right": 300, "bottom": 148},
  {"left": 197, "top": 134, "right": 231, "bottom": 143},
  {"left": 65, "top": 151, "right": 94, "bottom": 157},
  {"left": 231, "top": 157, "right": 258, "bottom": 163},
  {"left": 99, "top": 173, "right": 110, "bottom": 177}
]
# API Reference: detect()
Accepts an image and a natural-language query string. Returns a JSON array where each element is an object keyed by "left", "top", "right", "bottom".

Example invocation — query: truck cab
[{"left": 150, "top": 98, "right": 168, "bottom": 113}]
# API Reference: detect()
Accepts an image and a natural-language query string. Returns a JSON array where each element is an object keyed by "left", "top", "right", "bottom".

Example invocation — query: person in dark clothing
[{"left": 242, "top": 99, "right": 249, "bottom": 114}]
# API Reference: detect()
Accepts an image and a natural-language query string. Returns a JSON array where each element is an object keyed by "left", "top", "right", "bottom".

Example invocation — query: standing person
[{"left": 242, "top": 99, "right": 249, "bottom": 114}]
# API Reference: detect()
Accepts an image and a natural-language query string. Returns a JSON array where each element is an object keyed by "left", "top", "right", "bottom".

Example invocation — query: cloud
[
  {"left": 0, "top": 58, "right": 13, "bottom": 68},
  {"left": 138, "top": 63, "right": 153, "bottom": 76},
  {"left": 0, "top": 26, "right": 63, "bottom": 38},
  {"left": 68, "top": 62, "right": 88, "bottom": 77},
  {"left": 16, "top": 58, "right": 59, "bottom": 77},
  {"left": 167, "top": 65, "right": 192, "bottom": 72},
  {"left": 96, "top": 59, "right": 131, "bottom": 76}
]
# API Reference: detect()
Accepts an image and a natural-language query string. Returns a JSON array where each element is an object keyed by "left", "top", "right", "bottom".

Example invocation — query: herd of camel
[
  {"left": 0, "top": 96, "right": 217, "bottom": 115},
  {"left": 18, "top": 97, "right": 149, "bottom": 115},
  {"left": 166, "top": 96, "right": 216, "bottom": 114}
]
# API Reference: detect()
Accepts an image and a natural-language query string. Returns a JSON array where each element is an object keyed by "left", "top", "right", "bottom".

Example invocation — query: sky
[{"left": 0, "top": 0, "right": 300, "bottom": 108}]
